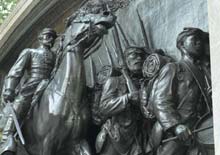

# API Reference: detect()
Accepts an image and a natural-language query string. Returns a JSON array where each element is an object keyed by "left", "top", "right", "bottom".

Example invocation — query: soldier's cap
[
  {"left": 176, "top": 27, "right": 208, "bottom": 49},
  {"left": 39, "top": 28, "right": 57, "bottom": 39},
  {"left": 124, "top": 46, "right": 165, "bottom": 57},
  {"left": 124, "top": 46, "right": 151, "bottom": 57}
]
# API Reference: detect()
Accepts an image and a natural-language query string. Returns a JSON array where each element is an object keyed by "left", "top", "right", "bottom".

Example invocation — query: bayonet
[
  {"left": 112, "top": 26, "right": 125, "bottom": 66},
  {"left": 116, "top": 22, "right": 130, "bottom": 48},
  {"left": 111, "top": 42, "right": 118, "bottom": 59},
  {"left": 89, "top": 56, "right": 96, "bottom": 88},
  {"left": 97, "top": 55, "right": 104, "bottom": 66},
  {"left": 111, "top": 42, "right": 120, "bottom": 66},
  {"left": 136, "top": 9, "right": 151, "bottom": 49}
]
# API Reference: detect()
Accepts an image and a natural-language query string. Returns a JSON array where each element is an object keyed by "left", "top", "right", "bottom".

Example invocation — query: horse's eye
[{"left": 103, "top": 11, "right": 110, "bottom": 16}]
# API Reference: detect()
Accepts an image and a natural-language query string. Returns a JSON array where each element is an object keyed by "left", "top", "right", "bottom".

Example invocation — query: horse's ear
[{"left": 65, "top": 12, "right": 78, "bottom": 28}]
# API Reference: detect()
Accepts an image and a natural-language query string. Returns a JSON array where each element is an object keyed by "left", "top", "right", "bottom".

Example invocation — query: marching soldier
[
  {"left": 96, "top": 47, "right": 148, "bottom": 155},
  {"left": 141, "top": 27, "right": 212, "bottom": 155}
]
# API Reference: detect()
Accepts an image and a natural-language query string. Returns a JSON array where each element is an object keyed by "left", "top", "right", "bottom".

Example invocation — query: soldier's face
[
  {"left": 126, "top": 49, "right": 145, "bottom": 74},
  {"left": 182, "top": 35, "right": 204, "bottom": 58},
  {"left": 40, "top": 33, "right": 55, "bottom": 48}
]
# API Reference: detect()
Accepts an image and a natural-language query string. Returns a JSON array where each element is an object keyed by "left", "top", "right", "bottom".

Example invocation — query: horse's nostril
[{"left": 103, "top": 11, "right": 110, "bottom": 16}]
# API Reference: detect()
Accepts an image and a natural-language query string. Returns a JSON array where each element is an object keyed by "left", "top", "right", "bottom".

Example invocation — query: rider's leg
[
  {"left": 12, "top": 95, "right": 32, "bottom": 122},
  {"left": 2, "top": 79, "right": 38, "bottom": 139},
  {"left": 0, "top": 95, "right": 32, "bottom": 155},
  {"left": 0, "top": 114, "right": 16, "bottom": 155}
]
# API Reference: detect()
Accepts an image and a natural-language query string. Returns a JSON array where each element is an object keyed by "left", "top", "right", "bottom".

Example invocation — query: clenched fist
[{"left": 175, "top": 124, "right": 192, "bottom": 141}]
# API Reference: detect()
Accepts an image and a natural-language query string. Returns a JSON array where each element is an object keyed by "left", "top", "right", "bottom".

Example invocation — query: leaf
[{"left": 0, "top": 0, "right": 18, "bottom": 25}]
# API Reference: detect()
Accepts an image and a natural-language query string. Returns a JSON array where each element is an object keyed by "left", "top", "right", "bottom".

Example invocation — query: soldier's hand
[
  {"left": 3, "top": 89, "right": 15, "bottom": 103},
  {"left": 128, "top": 91, "right": 139, "bottom": 102},
  {"left": 174, "top": 124, "right": 192, "bottom": 141}
]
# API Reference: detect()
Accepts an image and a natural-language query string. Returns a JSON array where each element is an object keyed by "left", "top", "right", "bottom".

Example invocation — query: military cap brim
[{"left": 40, "top": 28, "right": 57, "bottom": 38}]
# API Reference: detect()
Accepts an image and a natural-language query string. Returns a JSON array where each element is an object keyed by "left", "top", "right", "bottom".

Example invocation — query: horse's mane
[{"left": 65, "top": 0, "right": 131, "bottom": 28}]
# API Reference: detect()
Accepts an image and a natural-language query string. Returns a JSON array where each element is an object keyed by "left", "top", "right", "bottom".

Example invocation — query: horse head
[
  {"left": 22, "top": 2, "right": 116, "bottom": 155},
  {"left": 63, "top": 1, "right": 116, "bottom": 51}
]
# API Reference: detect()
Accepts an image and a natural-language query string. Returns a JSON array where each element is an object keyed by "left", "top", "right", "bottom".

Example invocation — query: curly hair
[{"left": 176, "top": 27, "right": 208, "bottom": 51}]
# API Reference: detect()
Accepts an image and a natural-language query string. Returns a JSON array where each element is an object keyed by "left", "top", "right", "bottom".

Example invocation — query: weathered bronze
[
  {"left": 93, "top": 19, "right": 151, "bottom": 154},
  {"left": 96, "top": 46, "right": 147, "bottom": 155},
  {"left": 0, "top": 28, "right": 57, "bottom": 154},
  {"left": 141, "top": 27, "right": 212, "bottom": 155},
  {"left": 0, "top": 1, "right": 116, "bottom": 155},
  {"left": 0, "top": 1, "right": 212, "bottom": 155}
]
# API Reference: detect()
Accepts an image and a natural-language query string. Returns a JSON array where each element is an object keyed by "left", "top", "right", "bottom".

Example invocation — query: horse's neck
[
  {"left": 37, "top": 45, "right": 86, "bottom": 116},
  {"left": 59, "top": 45, "right": 86, "bottom": 102},
  {"left": 62, "top": 48, "right": 86, "bottom": 111}
]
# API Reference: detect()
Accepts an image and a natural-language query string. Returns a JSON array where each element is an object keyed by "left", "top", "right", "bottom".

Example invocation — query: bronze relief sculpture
[
  {"left": 0, "top": 1, "right": 116, "bottom": 155},
  {"left": 0, "top": 0, "right": 213, "bottom": 155},
  {"left": 141, "top": 28, "right": 212, "bottom": 155},
  {"left": 1, "top": 28, "right": 57, "bottom": 154}
]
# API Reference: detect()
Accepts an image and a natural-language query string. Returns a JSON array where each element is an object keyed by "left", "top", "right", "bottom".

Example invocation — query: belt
[{"left": 30, "top": 73, "right": 50, "bottom": 79}]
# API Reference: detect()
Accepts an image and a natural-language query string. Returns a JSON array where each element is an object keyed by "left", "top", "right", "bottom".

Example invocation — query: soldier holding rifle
[{"left": 95, "top": 25, "right": 149, "bottom": 155}]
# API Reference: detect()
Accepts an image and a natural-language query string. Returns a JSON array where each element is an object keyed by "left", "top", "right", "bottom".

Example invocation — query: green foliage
[{"left": 0, "top": 0, "right": 18, "bottom": 24}]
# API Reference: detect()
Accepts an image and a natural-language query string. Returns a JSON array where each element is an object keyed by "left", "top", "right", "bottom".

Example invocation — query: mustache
[{"left": 132, "top": 61, "right": 143, "bottom": 65}]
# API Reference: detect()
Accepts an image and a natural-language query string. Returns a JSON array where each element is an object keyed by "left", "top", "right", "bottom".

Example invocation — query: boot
[{"left": 0, "top": 115, "right": 16, "bottom": 155}]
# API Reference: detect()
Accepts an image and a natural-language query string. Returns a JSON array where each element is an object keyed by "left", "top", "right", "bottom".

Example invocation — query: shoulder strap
[{"left": 182, "top": 60, "right": 212, "bottom": 113}]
